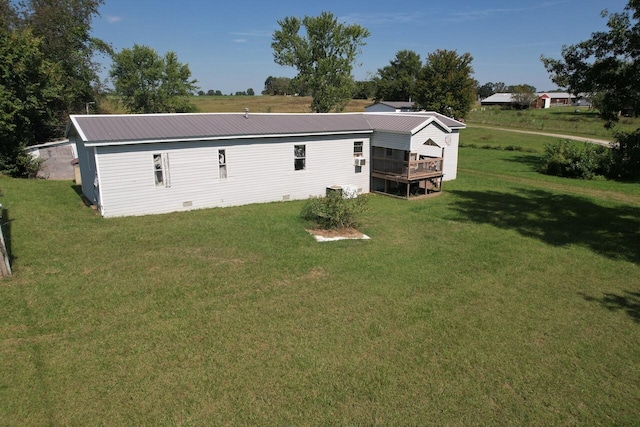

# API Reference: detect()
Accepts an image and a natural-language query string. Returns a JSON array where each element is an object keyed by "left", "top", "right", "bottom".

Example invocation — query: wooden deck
[{"left": 371, "top": 156, "right": 444, "bottom": 182}]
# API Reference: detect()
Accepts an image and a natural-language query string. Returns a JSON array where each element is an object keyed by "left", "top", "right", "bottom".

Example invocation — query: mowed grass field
[
  {"left": 1, "top": 126, "right": 639, "bottom": 424},
  {"left": 467, "top": 105, "right": 640, "bottom": 138},
  {"left": 104, "top": 95, "right": 372, "bottom": 114}
]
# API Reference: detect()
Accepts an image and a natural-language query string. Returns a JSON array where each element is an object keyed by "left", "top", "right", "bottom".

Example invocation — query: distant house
[
  {"left": 537, "top": 92, "right": 576, "bottom": 108},
  {"left": 66, "top": 112, "right": 465, "bottom": 217},
  {"left": 365, "top": 101, "right": 416, "bottom": 113}
]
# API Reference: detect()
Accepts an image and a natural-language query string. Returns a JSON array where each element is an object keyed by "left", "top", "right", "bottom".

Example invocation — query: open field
[
  {"left": 1, "top": 129, "right": 639, "bottom": 424},
  {"left": 103, "top": 95, "right": 372, "bottom": 114},
  {"left": 467, "top": 105, "right": 640, "bottom": 139}
]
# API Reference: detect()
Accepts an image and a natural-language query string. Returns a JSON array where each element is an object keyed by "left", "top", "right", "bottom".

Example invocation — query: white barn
[{"left": 67, "top": 112, "right": 464, "bottom": 217}]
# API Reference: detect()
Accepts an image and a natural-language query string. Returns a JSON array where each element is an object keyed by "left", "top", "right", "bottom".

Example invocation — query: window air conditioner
[{"left": 354, "top": 157, "right": 366, "bottom": 166}]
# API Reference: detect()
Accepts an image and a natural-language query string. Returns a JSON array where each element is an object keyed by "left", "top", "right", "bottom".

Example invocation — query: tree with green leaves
[
  {"left": 0, "top": 0, "right": 108, "bottom": 170},
  {"left": 0, "top": 28, "right": 63, "bottom": 176},
  {"left": 414, "top": 49, "right": 475, "bottom": 119},
  {"left": 374, "top": 50, "right": 421, "bottom": 101},
  {"left": 509, "top": 83, "right": 536, "bottom": 94},
  {"left": 272, "top": 11, "right": 370, "bottom": 113},
  {"left": 110, "top": 44, "right": 198, "bottom": 113},
  {"left": 23, "top": 0, "right": 111, "bottom": 132},
  {"left": 476, "top": 82, "right": 515, "bottom": 100},
  {"left": 541, "top": 1, "right": 639, "bottom": 126},
  {"left": 159, "top": 51, "right": 198, "bottom": 112},
  {"left": 353, "top": 80, "right": 375, "bottom": 99},
  {"left": 541, "top": 0, "right": 640, "bottom": 179},
  {"left": 262, "top": 76, "right": 292, "bottom": 95},
  {"left": 511, "top": 84, "right": 538, "bottom": 109}
]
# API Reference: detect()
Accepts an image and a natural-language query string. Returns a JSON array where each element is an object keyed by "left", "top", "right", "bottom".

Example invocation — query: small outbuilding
[{"left": 25, "top": 139, "right": 77, "bottom": 180}]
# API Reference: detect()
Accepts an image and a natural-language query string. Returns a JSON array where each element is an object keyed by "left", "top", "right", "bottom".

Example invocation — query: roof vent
[{"left": 244, "top": 108, "right": 249, "bottom": 119}]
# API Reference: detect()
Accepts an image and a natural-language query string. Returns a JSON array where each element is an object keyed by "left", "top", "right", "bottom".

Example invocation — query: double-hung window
[
  {"left": 354, "top": 141, "right": 364, "bottom": 173},
  {"left": 294, "top": 145, "right": 306, "bottom": 170},
  {"left": 354, "top": 141, "right": 363, "bottom": 156},
  {"left": 153, "top": 153, "right": 170, "bottom": 187},
  {"left": 218, "top": 149, "right": 227, "bottom": 179}
]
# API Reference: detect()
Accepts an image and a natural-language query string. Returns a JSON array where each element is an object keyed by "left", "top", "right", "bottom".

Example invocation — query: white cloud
[
  {"left": 106, "top": 15, "right": 123, "bottom": 24},
  {"left": 229, "top": 31, "right": 271, "bottom": 38},
  {"left": 447, "top": 0, "right": 571, "bottom": 22},
  {"left": 340, "top": 12, "right": 421, "bottom": 26}
]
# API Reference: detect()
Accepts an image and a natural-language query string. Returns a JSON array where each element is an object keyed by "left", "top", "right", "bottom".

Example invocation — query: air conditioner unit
[{"left": 354, "top": 157, "right": 366, "bottom": 166}]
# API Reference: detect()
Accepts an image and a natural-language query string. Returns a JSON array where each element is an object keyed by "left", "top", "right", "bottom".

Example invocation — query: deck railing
[{"left": 372, "top": 157, "right": 443, "bottom": 180}]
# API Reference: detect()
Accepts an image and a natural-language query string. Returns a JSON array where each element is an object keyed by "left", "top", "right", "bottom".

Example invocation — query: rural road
[{"left": 468, "top": 124, "right": 613, "bottom": 147}]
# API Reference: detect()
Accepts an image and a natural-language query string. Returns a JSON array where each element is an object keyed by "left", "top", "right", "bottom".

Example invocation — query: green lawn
[{"left": 1, "top": 131, "right": 639, "bottom": 424}]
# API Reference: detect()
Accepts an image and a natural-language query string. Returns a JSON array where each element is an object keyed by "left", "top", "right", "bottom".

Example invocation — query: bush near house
[{"left": 301, "top": 190, "right": 369, "bottom": 229}]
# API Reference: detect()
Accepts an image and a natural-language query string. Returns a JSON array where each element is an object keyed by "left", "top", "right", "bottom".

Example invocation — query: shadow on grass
[
  {"left": 548, "top": 109, "right": 600, "bottom": 119},
  {"left": 580, "top": 291, "right": 640, "bottom": 323},
  {"left": 71, "top": 184, "right": 93, "bottom": 208},
  {"left": 505, "top": 154, "right": 544, "bottom": 171},
  {"left": 448, "top": 188, "right": 640, "bottom": 264}
]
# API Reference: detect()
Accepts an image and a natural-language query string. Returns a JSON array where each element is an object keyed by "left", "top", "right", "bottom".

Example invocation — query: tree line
[{"left": 196, "top": 89, "right": 255, "bottom": 96}]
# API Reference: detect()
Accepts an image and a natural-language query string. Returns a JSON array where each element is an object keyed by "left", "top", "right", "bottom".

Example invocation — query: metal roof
[
  {"left": 68, "top": 112, "right": 465, "bottom": 145},
  {"left": 539, "top": 92, "right": 575, "bottom": 99},
  {"left": 480, "top": 93, "right": 516, "bottom": 103},
  {"left": 481, "top": 92, "right": 577, "bottom": 104},
  {"left": 365, "top": 111, "right": 465, "bottom": 132}
]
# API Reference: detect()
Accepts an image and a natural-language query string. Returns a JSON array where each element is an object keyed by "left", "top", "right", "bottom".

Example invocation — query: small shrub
[{"left": 301, "top": 190, "right": 369, "bottom": 229}]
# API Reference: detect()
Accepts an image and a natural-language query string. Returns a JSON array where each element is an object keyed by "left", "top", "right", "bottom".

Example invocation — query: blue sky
[{"left": 92, "top": 0, "right": 628, "bottom": 95}]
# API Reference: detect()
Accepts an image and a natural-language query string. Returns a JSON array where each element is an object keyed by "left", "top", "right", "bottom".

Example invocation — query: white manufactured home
[{"left": 66, "top": 112, "right": 464, "bottom": 217}]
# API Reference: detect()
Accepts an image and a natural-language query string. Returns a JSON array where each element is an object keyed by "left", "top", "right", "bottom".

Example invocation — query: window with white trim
[
  {"left": 153, "top": 153, "right": 170, "bottom": 187},
  {"left": 218, "top": 149, "right": 227, "bottom": 179},
  {"left": 354, "top": 141, "right": 363, "bottom": 156},
  {"left": 354, "top": 141, "right": 364, "bottom": 173},
  {"left": 294, "top": 145, "right": 306, "bottom": 170}
]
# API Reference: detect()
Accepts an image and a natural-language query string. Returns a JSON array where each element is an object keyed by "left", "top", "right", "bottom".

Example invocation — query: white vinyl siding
[
  {"left": 411, "top": 123, "right": 459, "bottom": 180},
  {"left": 73, "top": 136, "right": 101, "bottom": 206},
  {"left": 95, "top": 135, "right": 370, "bottom": 217},
  {"left": 370, "top": 122, "right": 459, "bottom": 182}
]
